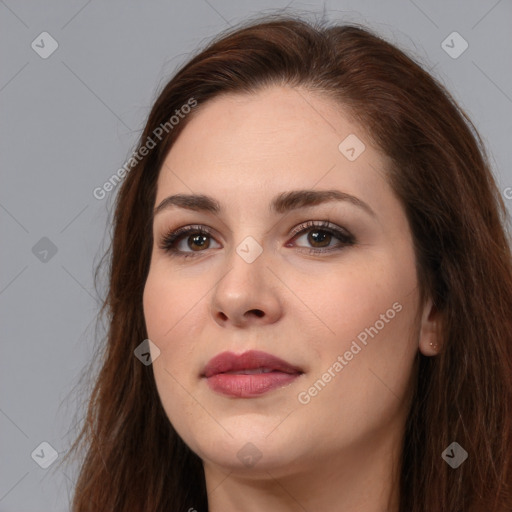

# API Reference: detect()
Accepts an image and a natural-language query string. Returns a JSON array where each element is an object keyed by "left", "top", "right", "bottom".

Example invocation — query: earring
[{"left": 429, "top": 341, "right": 438, "bottom": 350}]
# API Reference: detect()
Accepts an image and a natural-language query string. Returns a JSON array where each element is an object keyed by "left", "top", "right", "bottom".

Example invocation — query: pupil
[
  {"left": 309, "top": 230, "right": 331, "bottom": 247},
  {"left": 190, "top": 234, "right": 209, "bottom": 251}
]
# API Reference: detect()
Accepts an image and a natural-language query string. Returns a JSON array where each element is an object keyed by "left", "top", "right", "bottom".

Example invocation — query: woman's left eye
[
  {"left": 158, "top": 220, "right": 355, "bottom": 259},
  {"left": 289, "top": 220, "right": 355, "bottom": 253}
]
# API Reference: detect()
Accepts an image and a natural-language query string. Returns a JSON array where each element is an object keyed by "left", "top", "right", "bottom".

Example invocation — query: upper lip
[{"left": 202, "top": 350, "right": 303, "bottom": 378}]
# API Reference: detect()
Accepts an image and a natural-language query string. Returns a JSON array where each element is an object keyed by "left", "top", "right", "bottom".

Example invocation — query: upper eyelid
[{"left": 289, "top": 220, "right": 352, "bottom": 238}]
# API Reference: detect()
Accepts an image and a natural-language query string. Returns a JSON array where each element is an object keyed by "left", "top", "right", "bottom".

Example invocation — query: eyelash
[{"left": 158, "top": 220, "right": 356, "bottom": 259}]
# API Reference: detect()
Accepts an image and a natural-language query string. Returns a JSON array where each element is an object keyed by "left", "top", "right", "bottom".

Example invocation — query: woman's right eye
[{"left": 158, "top": 225, "right": 221, "bottom": 258}]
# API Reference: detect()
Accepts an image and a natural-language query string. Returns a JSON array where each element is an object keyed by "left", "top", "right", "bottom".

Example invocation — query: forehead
[{"left": 155, "top": 86, "right": 392, "bottom": 219}]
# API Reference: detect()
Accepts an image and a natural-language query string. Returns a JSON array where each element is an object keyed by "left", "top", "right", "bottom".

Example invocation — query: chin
[{"left": 179, "top": 423, "right": 303, "bottom": 472}]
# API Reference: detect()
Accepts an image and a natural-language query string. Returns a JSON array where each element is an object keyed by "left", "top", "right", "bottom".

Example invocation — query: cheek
[
  {"left": 298, "top": 252, "right": 419, "bottom": 427},
  {"left": 143, "top": 262, "right": 213, "bottom": 392},
  {"left": 143, "top": 270, "right": 171, "bottom": 345},
  {"left": 142, "top": 266, "right": 205, "bottom": 431},
  {"left": 305, "top": 252, "right": 416, "bottom": 349},
  {"left": 143, "top": 262, "right": 203, "bottom": 344}
]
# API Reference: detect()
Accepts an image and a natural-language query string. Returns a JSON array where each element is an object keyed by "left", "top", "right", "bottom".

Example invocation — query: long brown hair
[{"left": 62, "top": 14, "right": 512, "bottom": 511}]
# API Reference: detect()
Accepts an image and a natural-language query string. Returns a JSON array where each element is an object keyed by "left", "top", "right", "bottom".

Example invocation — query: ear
[{"left": 418, "top": 297, "right": 442, "bottom": 356}]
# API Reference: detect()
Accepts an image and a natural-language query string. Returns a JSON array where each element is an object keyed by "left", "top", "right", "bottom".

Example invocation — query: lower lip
[{"left": 205, "top": 372, "right": 301, "bottom": 397}]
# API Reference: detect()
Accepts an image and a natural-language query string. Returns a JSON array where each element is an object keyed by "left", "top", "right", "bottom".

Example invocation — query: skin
[{"left": 143, "top": 85, "right": 441, "bottom": 512}]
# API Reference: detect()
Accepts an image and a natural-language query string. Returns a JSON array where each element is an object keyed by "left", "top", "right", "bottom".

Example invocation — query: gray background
[{"left": 1, "top": 1, "right": 511, "bottom": 510}]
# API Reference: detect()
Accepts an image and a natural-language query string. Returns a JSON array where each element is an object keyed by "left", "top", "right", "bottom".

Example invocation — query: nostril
[{"left": 248, "top": 309, "right": 264, "bottom": 318}]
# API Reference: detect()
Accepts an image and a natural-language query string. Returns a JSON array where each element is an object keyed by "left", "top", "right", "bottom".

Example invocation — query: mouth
[{"left": 202, "top": 350, "right": 304, "bottom": 398}]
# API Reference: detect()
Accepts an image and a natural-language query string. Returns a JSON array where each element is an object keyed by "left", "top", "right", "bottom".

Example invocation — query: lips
[
  {"left": 202, "top": 350, "right": 303, "bottom": 397},
  {"left": 203, "top": 350, "right": 302, "bottom": 377}
]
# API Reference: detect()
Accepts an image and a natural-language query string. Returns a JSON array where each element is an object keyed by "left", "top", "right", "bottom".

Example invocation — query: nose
[{"left": 210, "top": 244, "right": 283, "bottom": 328}]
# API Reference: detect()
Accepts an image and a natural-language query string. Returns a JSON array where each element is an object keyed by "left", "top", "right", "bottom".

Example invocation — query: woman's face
[{"left": 143, "top": 85, "right": 433, "bottom": 478}]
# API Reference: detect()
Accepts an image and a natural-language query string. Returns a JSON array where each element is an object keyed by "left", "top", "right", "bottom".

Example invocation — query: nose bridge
[
  {"left": 210, "top": 235, "right": 282, "bottom": 326},
  {"left": 220, "top": 236, "right": 268, "bottom": 301},
  {"left": 221, "top": 213, "right": 269, "bottom": 283}
]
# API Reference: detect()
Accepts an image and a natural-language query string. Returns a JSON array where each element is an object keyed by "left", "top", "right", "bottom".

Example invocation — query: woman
[{"left": 64, "top": 14, "right": 512, "bottom": 512}]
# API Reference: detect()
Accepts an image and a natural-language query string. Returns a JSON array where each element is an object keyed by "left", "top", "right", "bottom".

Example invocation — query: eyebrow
[{"left": 153, "top": 189, "right": 376, "bottom": 219}]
